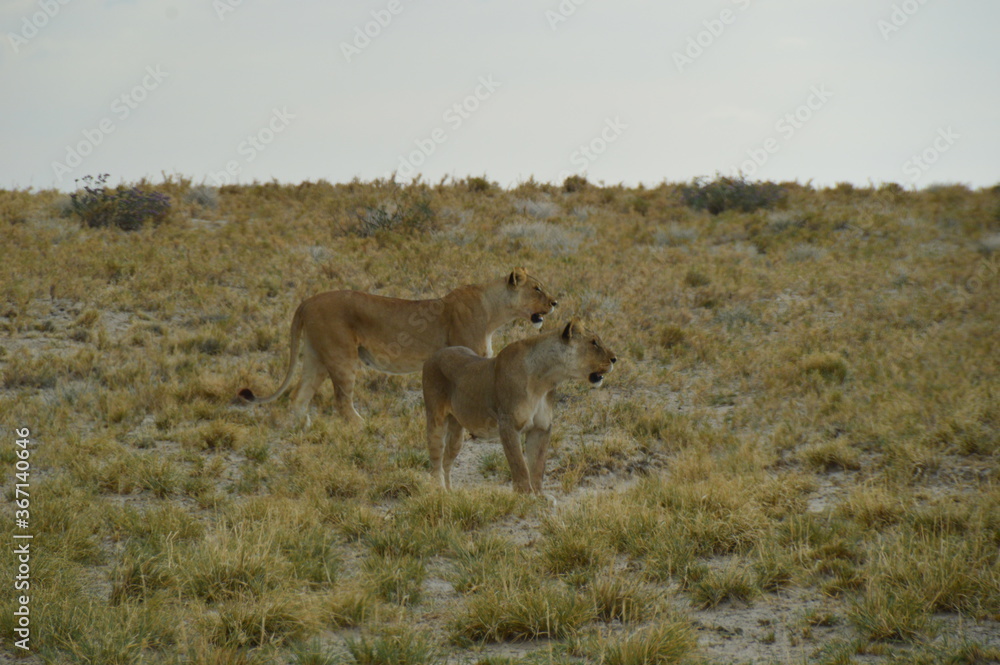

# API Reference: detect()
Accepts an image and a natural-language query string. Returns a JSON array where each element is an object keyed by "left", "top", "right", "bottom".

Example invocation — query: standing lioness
[
  {"left": 239, "top": 268, "right": 557, "bottom": 425},
  {"left": 422, "top": 318, "right": 616, "bottom": 493}
]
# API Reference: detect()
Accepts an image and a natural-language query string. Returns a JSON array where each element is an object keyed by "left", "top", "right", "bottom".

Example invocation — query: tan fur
[
  {"left": 422, "top": 318, "right": 616, "bottom": 493},
  {"left": 238, "top": 268, "right": 557, "bottom": 426}
]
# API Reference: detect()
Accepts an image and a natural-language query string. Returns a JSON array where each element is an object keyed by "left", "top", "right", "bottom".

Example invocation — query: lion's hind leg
[
  {"left": 441, "top": 415, "right": 465, "bottom": 490},
  {"left": 310, "top": 332, "right": 363, "bottom": 427},
  {"left": 426, "top": 412, "right": 449, "bottom": 489},
  {"left": 423, "top": 357, "right": 454, "bottom": 488},
  {"left": 289, "top": 339, "right": 325, "bottom": 428},
  {"left": 329, "top": 368, "right": 363, "bottom": 427}
]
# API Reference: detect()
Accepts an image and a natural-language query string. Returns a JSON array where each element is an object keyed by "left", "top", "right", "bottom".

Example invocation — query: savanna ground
[{"left": 1, "top": 176, "right": 999, "bottom": 665}]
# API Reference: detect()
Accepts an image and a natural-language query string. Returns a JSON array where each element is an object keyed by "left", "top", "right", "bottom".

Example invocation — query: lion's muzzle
[{"left": 531, "top": 299, "right": 557, "bottom": 329}]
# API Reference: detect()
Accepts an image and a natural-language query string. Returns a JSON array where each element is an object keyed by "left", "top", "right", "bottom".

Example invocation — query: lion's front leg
[
  {"left": 524, "top": 426, "right": 551, "bottom": 492},
  {"left": 498, "top": 419, "right": 532, "bottom": 493}
]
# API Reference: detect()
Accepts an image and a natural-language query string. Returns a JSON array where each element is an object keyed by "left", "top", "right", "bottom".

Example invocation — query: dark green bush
[
  {"left": 353, "top": 192, "right": 435, "bottom": 237},
  {"left": 71, "top": 174, "right": 171, "bottom": 230},
  {"left": 563, "top": 174, "right": 589, "bottom": 193},
  {"left": 681, "top": 174, "right": 784, "bottom": 215},
  {"left": 465, "top": 176, "right": 493, "bottom": 193}
]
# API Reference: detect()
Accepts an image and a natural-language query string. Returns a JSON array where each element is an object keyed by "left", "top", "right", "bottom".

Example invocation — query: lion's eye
[
  {"left": 592, "top": 340, "right": 600, "bottom": 348},
  {"left": 534, "top": 287, "right": 542, "bottom": 293}
]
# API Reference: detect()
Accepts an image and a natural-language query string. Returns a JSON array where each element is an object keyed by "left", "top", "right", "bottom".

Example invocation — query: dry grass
[{"left": 2, "top": 177, "right": 999, "bottom": 663}]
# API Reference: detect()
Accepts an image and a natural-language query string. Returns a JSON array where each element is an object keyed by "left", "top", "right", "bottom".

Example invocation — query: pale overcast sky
[{"left": 2, "top": 0, "right": 998, "bottom": 191}]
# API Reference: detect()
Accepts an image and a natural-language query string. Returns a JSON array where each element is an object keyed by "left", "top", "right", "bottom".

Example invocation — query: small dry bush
[
  {"left": 631, "top": 473, "right": 771, "bottom": 556},
  {"left": 848, "top": 585, "right": 930, "bottom": 643},
  {"left": 324, "top": 584, "right": 379, "bottom": 628},
  {"left": 448, "top": 533, "right": 525, "bottom": 595},
  {"left": 584, "top": 619, "right": 697, "bottom": 665},
  {"left": 799, "top": 438, "right": 862, "bottom": 472},
  {"left": 183, "top": 527, "right": 291, "bottom": 602},
  {"left": 540, "top": 517, "right": 614, "bottom": 584},
  {"left": 345, "top": 625, "right": 440, "bottom": 665},
  {"left": 588, "top": 576, "right": 659, "bottom": 624},
  {"left": 452, "top": 581, "right": 596, "bottom": 644},
  {"left": 364, "top": 555, "right": 427, "bottom": 606},
  {"left": 499, "top": 219, "right": 587, "bottom": 255},
  {"left": 688, "top": 561, "right": 761, "bottom": 609},
  {"left": 210, "top": 592, "right": 319, "bottom": 648},
  {"left": 801, "top": 352, "right": 848, "bottom": 384},
  {"left": 36, "top": 597, "right": 177, "bottom": 664},
  {"left": 400, "top": 487, "right": 537, "bottom": 531}
]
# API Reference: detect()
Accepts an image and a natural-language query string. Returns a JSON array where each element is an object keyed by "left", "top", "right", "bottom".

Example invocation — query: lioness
[
  {"left": 422, "top": 318, "right": 616, "bottom": 493},
  {"left": 239, "top": 268, "right": 557, "bottom": 426}
]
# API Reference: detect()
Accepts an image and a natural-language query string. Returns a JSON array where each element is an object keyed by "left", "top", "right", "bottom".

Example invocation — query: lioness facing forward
[
  {"left": 422, "top": 318, "right": 616, "bottom": 493},
  {"left": 239, "top": 268, "right": 557, "bottom": 426}
]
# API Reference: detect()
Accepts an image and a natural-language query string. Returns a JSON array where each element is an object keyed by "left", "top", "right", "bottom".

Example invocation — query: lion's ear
[
  {"left": 562, "top": 317, "right": 583, "bottom": 340},
  {"left": 508, "top": 267, "right": 528, "bottom": 287}
]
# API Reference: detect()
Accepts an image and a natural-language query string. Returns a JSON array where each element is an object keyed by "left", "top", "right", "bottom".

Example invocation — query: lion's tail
[{"left": 238, "top": 304, "right": 304, "bottom": 405}]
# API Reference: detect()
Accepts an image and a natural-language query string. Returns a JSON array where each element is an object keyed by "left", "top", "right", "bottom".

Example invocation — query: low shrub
[
  {"left": 563, "top": 174, "right": 589, "bottom": 193},
  {"left": 71, "top": 174, "right": 171, "bottom": 230},
  {"left": 681, "top": 174, "right": 784, "bottom": 215},
  {"left": 353, "top": 192, "right": 435, "bottom": 236}
]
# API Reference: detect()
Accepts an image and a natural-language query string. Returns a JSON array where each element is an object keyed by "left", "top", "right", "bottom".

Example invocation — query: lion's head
[
  {"left": 507, "top": 267, "right": 558, "bottom": 329},
  {"left": 560, "top": 318, "right": 617, "bottom": 387}
]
